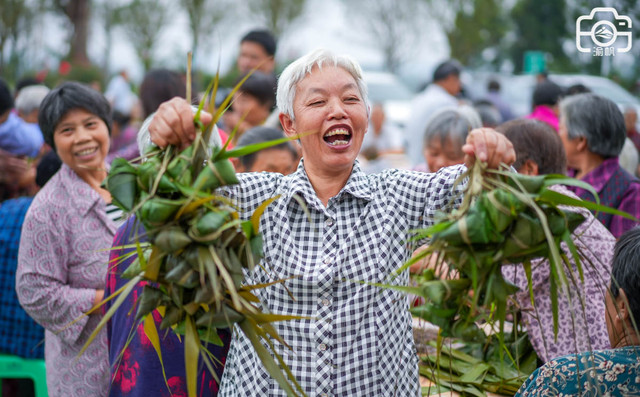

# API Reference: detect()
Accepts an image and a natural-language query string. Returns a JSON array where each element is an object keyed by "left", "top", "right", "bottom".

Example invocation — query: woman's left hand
[{"left": 462, "top": 128, "right": 516, "bottom": 169}]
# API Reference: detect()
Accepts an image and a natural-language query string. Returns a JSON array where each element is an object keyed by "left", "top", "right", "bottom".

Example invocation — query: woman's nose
[{"left": 327, "top": 98, "right": 347, "bottom": 119}]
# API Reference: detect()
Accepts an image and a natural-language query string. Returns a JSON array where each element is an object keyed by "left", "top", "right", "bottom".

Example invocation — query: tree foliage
[
  {"left": 445, "top": 0, "right": 508, "bottom": 68},
  {"left": 344, "top": 0, "right": 431, "bottom": 73},
  {"left": 509, "top": 0, "right": 572, "bottom": 73},
  {"left": 120, "top": 0, "right": 170, "bottom": 72},
  {"left": 53, "top": 0, "right": 92, "bottom": 66},
  {"left": 178, "top": 0, "right": 229, "bottom": 67},
  {"left": 0, "top": 0, "right": 40, "bottom": 77},
  {"left": 246, "top": 0, "right": 306, "bottom": 37}
]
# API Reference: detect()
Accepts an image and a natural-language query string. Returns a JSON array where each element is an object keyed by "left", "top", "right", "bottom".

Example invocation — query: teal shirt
[{"left": 516, "top": 346, "right": 640, "bottom": 396}]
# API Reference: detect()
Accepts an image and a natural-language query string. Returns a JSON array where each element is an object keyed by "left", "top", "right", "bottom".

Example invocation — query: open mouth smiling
[
  {"left": 75, "top": 147, "right": 99, "bottom": 157},
  {"left": 323, "top": 128, "right": 352, "bottom": 146}
]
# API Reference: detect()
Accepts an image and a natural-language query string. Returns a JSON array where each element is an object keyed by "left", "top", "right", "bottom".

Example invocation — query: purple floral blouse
[
  {"left": 502, "top": 185, "right": 614, "bottom": 363},
  {"left": 16, "top": 164, "right": 116, "bottom": 397}
]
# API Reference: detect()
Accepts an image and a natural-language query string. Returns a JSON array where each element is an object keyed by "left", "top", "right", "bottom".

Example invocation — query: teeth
[
  {"left": 76, "top": 148, "right": 97, "bottom": 156},
  {"left": 328, "top": 140, "right": 349, "bottom": 146},
  {"left": 325, "top": 128, "right": 350, "bottom": 137}
]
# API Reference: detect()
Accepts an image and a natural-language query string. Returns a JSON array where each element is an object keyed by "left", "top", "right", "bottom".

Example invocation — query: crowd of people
[{"left": 0, "top": 24, "right": 639, "bottom": 397}]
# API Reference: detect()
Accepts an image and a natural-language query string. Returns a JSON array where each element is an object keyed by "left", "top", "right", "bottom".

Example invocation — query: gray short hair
[
  {"left": 559, "top": 93, "right": 626, "bottom": 158},
  {"left": 15, "top": 85, "right": 50, "bottom": 115},
  {"left": 276, "top": 48, "right": 370, "bottom": 121},
  {"left": 423, "top": 106, "right": 481, "bottom": 149}
]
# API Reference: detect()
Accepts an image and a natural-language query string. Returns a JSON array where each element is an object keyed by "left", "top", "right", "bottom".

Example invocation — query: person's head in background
[
  {"left": 423, "top": 106, "right": 481, "bottom": 172},
  {"left": 15, "top": 85, "right": 50, "bottom": 124},
  {"left": 536, "top": 70, "right": 548, "bottom": 84},
  {"left": 606, "top": 226, "right": 640, "bottom": 349},
  {"left": 139, "top": 69, "right": 186, "bottom": 119},
  {"left": 531, "top": 80, "right": 563, "bottom": 114},
  {"left": 495, "top": 119, "right": 567, "bottom": 176},
  {"left": 565, "top": 83, "right": 591, "bottom": 96},
  {"left": 0, "top": 78, "right": 14, "bottom": 124},
  {"left": 487, "top": 79, "right": 500, "bottom": 93},
  {"left": 14, "top": 77, "right": 41, "bottom": 99},
  {"left": 432, "top": 60, "right": 463, "bottom": 97},
  {"left": 224, "top": 71, "right": 277, "bottom": 136},
  {"left": 473, "top": 99, "right": 502, "bottom": 128},
  {"left": 233, "top": 126, "right": 299, "bottom": 174},
  {"left": 237, "top": 29, "right": 277, "bottom": 75},
  {"left": 559, "top": 93, "right": 626, "bottom": 177}
]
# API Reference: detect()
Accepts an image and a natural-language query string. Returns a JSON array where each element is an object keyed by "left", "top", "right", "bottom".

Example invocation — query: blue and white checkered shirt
[{"left": 220, "top": 160, "right": 466, "bottom": 397}]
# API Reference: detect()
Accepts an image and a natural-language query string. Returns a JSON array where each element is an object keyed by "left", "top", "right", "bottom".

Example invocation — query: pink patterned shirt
[
  {"left": 502, "top": 185, "right": 614, "bottom": 362},
  {"left": 16, "top": 164, "right": 116, "bottom": 397}
]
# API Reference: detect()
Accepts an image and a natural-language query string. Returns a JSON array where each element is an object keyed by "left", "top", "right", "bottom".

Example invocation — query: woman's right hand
[{"left": 148, "top": 97, "right": 213, "bottom": 149}]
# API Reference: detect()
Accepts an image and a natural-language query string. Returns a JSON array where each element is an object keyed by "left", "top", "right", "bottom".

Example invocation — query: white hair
[
  {"left": 276, "top": 48, "right": 370, "bottom": 121},
  {"left": 15, "top": 85, "right": 50, "bottom": 115}
]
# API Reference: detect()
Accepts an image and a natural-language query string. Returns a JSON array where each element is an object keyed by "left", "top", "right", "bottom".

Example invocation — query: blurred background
[{"left": 1, "top": 0, "right": 638, "bottom": 90}]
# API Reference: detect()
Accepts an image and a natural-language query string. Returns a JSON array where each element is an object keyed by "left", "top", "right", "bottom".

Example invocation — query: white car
[{"left": 362, "top": 71, "right": 415, "bottom": 130}]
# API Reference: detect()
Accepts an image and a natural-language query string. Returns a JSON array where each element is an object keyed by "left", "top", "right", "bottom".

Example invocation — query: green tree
[
  {"left": 345, "top": 0, "right": 427, "bottom": 73},
  {"left": 120, "top": 0, "right": 169, "bottom": 71},
  {"left": 53, "top": 0, "right": 92, "bottom": 66},
  {"left": 445, "top": 0, "right": 509, "bottom": 68},
  {"left": 179, "top": 0, "right": 230, "bottom": 66},
  {"left": 246, "top": 0, "right": 306, "bottom": 37},
  {"left": 509, "top": 0, "right": 572, "bottom": 73},
  {"left": 0, "top": 0, "right": 40, "bottom": 78}
]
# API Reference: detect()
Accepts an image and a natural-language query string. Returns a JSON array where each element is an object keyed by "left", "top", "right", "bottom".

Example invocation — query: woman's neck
[
  {"left": 304, "top": 163, "right": 353, "bottom": 207},
  {"left": 76, "top": 164, "right": 111, "bottom": 202},
  {"left": 572, "top": 152, "right": 605, "bottom": 179}
]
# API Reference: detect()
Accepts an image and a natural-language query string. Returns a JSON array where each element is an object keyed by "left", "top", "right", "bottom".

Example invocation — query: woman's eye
[{"left": 345, "top": 97, "right": 360, "bottom": 103}]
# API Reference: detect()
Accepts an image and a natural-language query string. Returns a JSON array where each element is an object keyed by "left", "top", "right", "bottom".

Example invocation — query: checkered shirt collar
[{"left": 284, "top": 158, "right": 373, "bottom": 209}]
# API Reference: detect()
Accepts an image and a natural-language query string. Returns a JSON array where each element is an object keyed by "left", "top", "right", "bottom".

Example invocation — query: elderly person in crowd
[
  {"left": 420, "top": 106, "right": 481, "bottom": 173},
  {"left": 516, "top": 226, "right": 640, "bottom": 396},
  {"left": 559, "top": 93, "right": 640, "bottom": 238},
  {"left": 15, "top": 84, "right": 50, "bottom": 125},
  {"left": 146, "top": 48, "right": 515, "bottom": 396},
  {"left": 498, "top": 119, "right": 615, "bottom": 363},
  {"left": 16, "top": 82, "right": 119, "bottom": 397}
]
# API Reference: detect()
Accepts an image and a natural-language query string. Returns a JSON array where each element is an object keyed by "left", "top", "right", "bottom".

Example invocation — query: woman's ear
[
  {"left": 519, "top": 159, "right": 539, "bottom": 176},
  {"left": 617, "top": 289, "right": 630, "bottom": 323},
  {"left": 575, "top": 136, "right": 588, "bottom": 152},
  {"left": 279, "top": 113, "right": 296, "bottom": 138}
]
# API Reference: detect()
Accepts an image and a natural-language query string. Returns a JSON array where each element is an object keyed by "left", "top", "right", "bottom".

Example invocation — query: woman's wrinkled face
[
  {"left": 558, "top": 115, "right": 581, "bottom": 170},
  {"left": 423, "top": 136, "right": 465, "bottom": 172},
  {"left": 281, "top": 65, "right": 368, "bottom": 175},
  {"left": 53, "top": 108, "right": 109, "bottom": 174}
]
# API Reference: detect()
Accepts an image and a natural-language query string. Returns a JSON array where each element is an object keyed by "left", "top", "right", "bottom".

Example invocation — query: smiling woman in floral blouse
[
  {"left": 516, "top": 226, "right": 640, "bottom": 396},
  {"left": 16, "top": 82, "right": 121, "bottom": 397}
]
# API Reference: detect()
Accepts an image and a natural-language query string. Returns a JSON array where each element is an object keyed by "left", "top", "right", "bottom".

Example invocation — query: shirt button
[
  {"left": 320, "top": 394, "right": 329, "bottom": 397},
  {"left": 321, "top": 299, "right": 331, "bottom": 306},
  {"left": 318, "top": 343, "right": 327, "bottom": 351},
  {"left": 325, "top": 218, "right": 334, "bottom": 226},
  {"left": 323, "top": 257, "right": 332, "bottom": 264}
]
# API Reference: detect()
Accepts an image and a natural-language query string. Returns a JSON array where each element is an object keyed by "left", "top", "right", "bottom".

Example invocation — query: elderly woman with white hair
[
  {"left": 145, "top": 48, "right": 515, "bottom": 396},
  {"left": 559, "top": 93, "right": 640, "bottom": 238}
]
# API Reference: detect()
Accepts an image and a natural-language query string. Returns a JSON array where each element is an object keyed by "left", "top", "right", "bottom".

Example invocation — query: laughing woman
[{"left": 16, "top": 82, "right": 120, "bottom": 397}]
